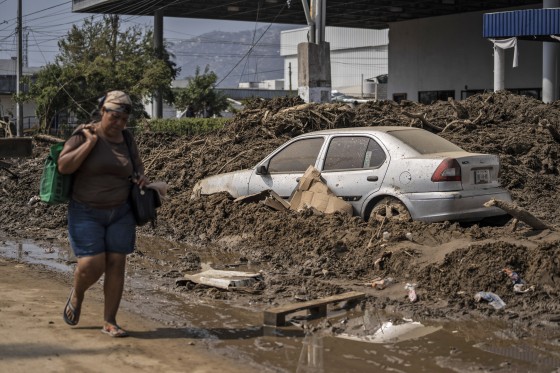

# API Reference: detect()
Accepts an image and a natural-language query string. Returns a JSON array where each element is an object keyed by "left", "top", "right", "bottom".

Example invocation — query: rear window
[
  {"left": 324, "top": 136, "right": 386, "bottom": 170},
  {"left": 388, "top": 129, "right": 463, "bottom": 154}
]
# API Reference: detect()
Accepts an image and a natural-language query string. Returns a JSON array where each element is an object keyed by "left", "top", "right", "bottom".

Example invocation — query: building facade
[
  {"left": 280, "top": 27, "right": 389, "bottom": 99},
  {"left": 388, "top": 6, "right": 543, "bottom": 103},
  {"left": 0, "top": 59, "right": 40, "bottom": 130}
]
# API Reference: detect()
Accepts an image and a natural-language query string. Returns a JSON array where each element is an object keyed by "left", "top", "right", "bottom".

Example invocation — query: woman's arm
[{"left": 57, "top": 126, "right": 98, "bottom": 174}]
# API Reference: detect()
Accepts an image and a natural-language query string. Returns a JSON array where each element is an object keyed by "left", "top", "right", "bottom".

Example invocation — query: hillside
[{"left": 170, "top": 24, "right": 296, "bottom": 88}]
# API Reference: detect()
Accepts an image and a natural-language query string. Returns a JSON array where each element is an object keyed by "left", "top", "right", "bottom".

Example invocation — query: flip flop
[
  {"left": 101, "top": 324, "right": 129, "bottom": 338},
  {"left": 63, "top": 288, "right": 80, "bottom": 326}
]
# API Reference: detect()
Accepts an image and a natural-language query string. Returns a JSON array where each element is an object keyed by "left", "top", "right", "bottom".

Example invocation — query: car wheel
[{"left": 369, "top": 197, "right": 411, "bottom": 223}]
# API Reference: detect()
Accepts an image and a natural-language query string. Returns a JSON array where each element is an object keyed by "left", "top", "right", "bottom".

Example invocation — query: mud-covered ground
[{"left": 1, "top": 91, "right": 559, "bottom": 336}]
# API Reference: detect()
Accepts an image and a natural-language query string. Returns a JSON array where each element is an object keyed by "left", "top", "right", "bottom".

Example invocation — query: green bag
[{"left": 39, "top": 142, "right": 72, "bottom": 204}]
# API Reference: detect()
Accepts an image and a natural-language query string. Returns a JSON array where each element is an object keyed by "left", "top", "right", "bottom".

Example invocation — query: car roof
[{"left": 297, "top": 126, "right": 422, "bottom": 137}]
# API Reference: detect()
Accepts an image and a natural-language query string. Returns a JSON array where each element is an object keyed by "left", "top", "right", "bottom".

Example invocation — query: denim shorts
[{"left": 68, "top": 199, "right": 136, "bottom": 257}]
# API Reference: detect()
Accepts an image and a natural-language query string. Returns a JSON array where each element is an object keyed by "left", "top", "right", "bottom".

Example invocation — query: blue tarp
[{"left": 483, "top": 8, "right": 560, "bottom": 40}]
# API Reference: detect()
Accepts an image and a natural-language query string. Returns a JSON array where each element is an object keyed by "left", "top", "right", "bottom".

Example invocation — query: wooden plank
[{"left": 263, "top": 291, "right": 365, "bottom": 327}]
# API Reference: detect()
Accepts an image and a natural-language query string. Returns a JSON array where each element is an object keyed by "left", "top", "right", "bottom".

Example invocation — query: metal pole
[
  {"left": 289, "top": 62, "right": 292, "bottom": 91},
  {"left": 153, "top": 10, "right": 163, "bottom": 118},
  {"left": 301, "top": 0, "right": 315, "bottom": 43},
  {"left": 314, "top": 0, "right": 325, "bottom": 44},
  {"left": 361, "top": 73, "right": 364, "bottom": 98},
  {"left": 16, "top": 0, "right": 23, "bottom": 136}
]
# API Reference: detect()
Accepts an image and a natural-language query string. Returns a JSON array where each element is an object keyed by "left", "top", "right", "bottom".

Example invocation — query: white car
[{"left": 192, "top": 127, "right": 512, "bottom": 223}]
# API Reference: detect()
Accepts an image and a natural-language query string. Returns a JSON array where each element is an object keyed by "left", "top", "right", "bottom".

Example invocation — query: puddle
[
  {"left": 0, "top": 239, "right": 74, "bottom": 272},
  {"left": 337, "top": 319, "right": 442, "bottom": 344},
  {"left": 1, "top": 235, "right": 559, "bottom": 372}
]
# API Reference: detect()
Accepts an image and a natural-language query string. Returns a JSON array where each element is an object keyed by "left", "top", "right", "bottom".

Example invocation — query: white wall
[
  {"left": 388, "top": 8, "right": 542, "bottom": 101},
  {"left": 281, "top": 27, "right": 388, "bottom": 94},
  {"left": 0, "top": 95, "right": 38, "bottom": 129}
]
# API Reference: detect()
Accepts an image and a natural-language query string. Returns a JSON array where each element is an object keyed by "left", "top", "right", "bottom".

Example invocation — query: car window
[
  {"left": 267, "top": 137, "right": 324, "bottom": 173},
  {"left": 323, "top": 136, "right": 386, "bottom": 171},
  {"left": 388, "top": 129, "right": 463, "bottom": 154}
]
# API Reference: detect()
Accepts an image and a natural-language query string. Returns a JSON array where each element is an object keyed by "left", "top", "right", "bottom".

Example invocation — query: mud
[{"left": 1, "top": 91, "right": 560, "bottom": 341}]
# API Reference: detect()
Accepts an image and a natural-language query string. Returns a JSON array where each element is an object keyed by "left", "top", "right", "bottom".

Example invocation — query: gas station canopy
[{"left": 73, "top": 0, "right": 541, "bottom": 30}]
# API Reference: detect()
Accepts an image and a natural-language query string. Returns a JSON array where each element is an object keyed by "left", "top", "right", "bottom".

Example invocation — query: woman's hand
[
  {"left": 136, "top": 174, "right": 149, "bottom": 188},
  {"left": 81, "top": 124, "right": 98, "bottom": 145}
]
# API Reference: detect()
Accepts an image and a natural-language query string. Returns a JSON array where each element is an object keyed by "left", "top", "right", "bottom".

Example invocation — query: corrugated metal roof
[{"left": 483, "top": 8, "right": 560, "bottom": 41}]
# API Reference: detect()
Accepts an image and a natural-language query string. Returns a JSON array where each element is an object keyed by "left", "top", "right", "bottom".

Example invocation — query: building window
[
  {"left": 461, "top": 89, "right": 486, "bottom": 100},
  {"left": 461, "top": 88, "right": 541, "bottom": 100},
  {"left": 510, "top": 88, "right": 541, "bottom": 100},
  {"left": 418, "top": 90, "right": 455, "bottom": 104},
  {"left": 392, "top": 93, "right": 407, "bottom": 103}
]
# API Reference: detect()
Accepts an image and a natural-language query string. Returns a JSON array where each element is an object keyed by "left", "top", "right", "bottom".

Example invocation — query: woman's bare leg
[
  {"left": 66, "top": 253, "right": 106, "bottom": 322},
  {"left": 103, "top": 252, "right": 127, "bottom": 325}
]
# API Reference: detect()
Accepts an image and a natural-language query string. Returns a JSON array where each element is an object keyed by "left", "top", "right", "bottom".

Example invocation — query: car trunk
[{"left": 455, "top": 153, "right": 501, "bottom": 190}]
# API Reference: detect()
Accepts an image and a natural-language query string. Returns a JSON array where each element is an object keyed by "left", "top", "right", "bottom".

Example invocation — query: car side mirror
[{"left": 256, "top": 164, "right": 268, "bottom": 175}]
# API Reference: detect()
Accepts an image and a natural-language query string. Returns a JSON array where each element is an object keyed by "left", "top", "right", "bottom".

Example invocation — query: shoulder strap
[{"left": 122, "top": 130, "right": 138, "bottom": 176}]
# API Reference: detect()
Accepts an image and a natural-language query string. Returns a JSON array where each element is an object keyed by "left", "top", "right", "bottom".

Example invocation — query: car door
[
  {"left": 319, "top": 135, "right": 390, "bottom": 214},
  {"left": 247, "top": 137, "right": 325, "bottom": 199}
]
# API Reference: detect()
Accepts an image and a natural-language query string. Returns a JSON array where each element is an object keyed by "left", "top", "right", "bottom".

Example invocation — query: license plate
[{"left": 474, "top": 169, "right": 489, "bottom": 184}]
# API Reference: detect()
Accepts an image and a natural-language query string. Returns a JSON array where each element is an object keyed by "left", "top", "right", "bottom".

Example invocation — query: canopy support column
[
  {"left": 493, "top": 45, "right": 505, "bottom": 92},
  {"left": 543, "top": 0, "right": 560, "bottom": 103}
]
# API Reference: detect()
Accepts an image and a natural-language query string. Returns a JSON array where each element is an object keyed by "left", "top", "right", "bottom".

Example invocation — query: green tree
[
  {"left": 173, "top": 65, "right": 228, "bottom": 118},
  {"left": 24, "top": 15, "right": 179, "bottom": 131}
]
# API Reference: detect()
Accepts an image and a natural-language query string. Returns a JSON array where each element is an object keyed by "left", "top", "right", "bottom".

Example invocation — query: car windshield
[{"left": 388, "top": 129, "right": 464, "bottom": 154}]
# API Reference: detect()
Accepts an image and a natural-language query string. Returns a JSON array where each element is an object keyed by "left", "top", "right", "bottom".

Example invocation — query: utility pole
[
  {"left": 16, "top": 0, "right": 23, "bottom": 136},
  {"left": 153, "top": 10, "right": 163, "bottom": 119},
  {"left": 289, "top": 62, "right": 292, "bottom": 91},
  {"left": 361, "top": 73, "right": 364, "bottom": 98}
]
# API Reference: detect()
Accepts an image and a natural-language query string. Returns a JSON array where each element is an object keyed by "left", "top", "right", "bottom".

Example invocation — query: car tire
[{"left": 369, "top": 197, "right": 411, "bottom": 223}]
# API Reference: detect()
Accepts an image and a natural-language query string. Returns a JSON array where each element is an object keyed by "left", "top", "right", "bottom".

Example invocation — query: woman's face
[{"left": 101, "top": 108, "right": 129, "bottom": 135}]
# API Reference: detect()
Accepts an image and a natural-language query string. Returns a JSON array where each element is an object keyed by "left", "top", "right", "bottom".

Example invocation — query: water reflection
[{"left": 297, "top": 333, "right": 324, "bottom": 373}]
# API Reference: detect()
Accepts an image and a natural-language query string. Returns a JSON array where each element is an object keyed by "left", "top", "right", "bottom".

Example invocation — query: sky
[{"left": 0, "top": 0, "right": 266, "bottom": 67}]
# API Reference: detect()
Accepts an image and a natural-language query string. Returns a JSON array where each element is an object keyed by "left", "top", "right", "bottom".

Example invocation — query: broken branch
[
  {"left": 483, "top": 199, "right": 552, "bottom": 231},
  {"left": 402, "top": 111, "right": 443, "bottom": 132},
  {"left": 544, "top": 122, "right": 560, "bottom": 143}
]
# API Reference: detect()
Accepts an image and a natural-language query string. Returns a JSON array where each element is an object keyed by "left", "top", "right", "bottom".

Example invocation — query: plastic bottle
[
  {"left": 474, "top": 291, "right": 506, "bottom": 310},
  {"left": 405, "top": 283, "right": 418, "bottom": 303}
]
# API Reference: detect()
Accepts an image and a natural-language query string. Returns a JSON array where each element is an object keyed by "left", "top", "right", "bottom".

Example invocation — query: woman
[{"left": 58, "top": 90, "right": 147, "bottom": 337}]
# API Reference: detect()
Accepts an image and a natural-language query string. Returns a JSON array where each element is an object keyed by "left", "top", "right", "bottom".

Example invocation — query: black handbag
[
  {"left": 123, "top": 131, "right": 161, "bottom": 227},
  {"left": 129, "top": 182, "right": 161, "bottom": 227}
]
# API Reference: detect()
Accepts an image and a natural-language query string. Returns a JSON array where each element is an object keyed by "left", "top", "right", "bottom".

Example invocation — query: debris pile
[{"left": 1, "top": 91, "right": 559, "bottom": 324}]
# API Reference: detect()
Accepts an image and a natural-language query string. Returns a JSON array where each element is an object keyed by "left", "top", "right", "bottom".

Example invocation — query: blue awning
[{"left": 483, "top": 8, "right": 560, "bottom": 41}]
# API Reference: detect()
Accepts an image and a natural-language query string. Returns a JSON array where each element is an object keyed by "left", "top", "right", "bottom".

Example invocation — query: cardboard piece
[
  {"left": 183, "top": 269, "right": 262, "bottom": 290},
  {"left": 235, "top": 190, "right": 290, "bottom": 211},
  {"left": 289, "top": 165, "right": 353, "bottom": 216}
]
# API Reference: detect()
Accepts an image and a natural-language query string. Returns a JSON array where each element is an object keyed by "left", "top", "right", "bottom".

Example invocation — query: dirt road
[
  {"left": 0, "top": 258, "right": 252, "bottom": 373},
  {"left": 1, "top": 91, "right": 559, "bottom": 344}
]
